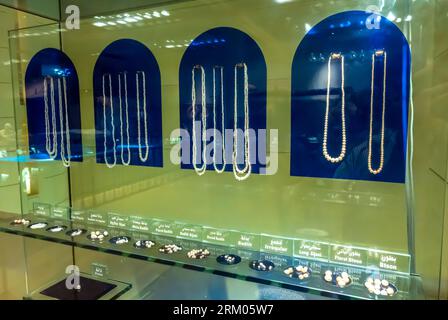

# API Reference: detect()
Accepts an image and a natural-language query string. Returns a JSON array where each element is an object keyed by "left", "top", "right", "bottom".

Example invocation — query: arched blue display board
[
  {"left": 290, "top": 10, "right": 410, "bottom": 183},
  {"left": 25, "top": 48, "right": 83, "bottom": 163},
  {"left": 179, "top": 27, "right": 267, "bottom": 176},
  {"left": 93, "top": 39, "right": 163, "bottom": 168}
]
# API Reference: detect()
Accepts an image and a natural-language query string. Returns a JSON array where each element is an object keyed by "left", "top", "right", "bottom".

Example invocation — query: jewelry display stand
[
  {"left": 2, "top": 0, "right": 446, "bottom": 301},
  {"left": 25, "top": 48, "right": 83, "bottom": 165},
  {"left": 179, "top": 27, "right": 267, "bottom": 179},
  {"left": 290, "top": 10, "right": 410, "bottom": 183},
  {"left": 93, "top": 39, "right": 163, "bottom": 168}
]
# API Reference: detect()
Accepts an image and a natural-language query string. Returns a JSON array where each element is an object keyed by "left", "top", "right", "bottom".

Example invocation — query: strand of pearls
[
  {"left": 118, "top": 72, "right": 131, "bottom": 165},
  {"left": 233, "top": 63, "right": 251, "bottom": 181},
  {"left": 368, "top": 50, "right": 387, "bottom": 175},
  {"left": 136, "top": 71, "right": 150, "bottom": 163},
  {"left": 58, "top": 77, "right": 71, "bottom": 167},
  {"left": 323, "top": 53, "right": 346, "bottom": 164},
  {"left": 102, "top": 73, "right": 117, "bottom": 168},
  {"left": 213, "top": 66, "right": 226, "bottom": 173},
  {"left": 44, "top": 76, "right": 58, "bottom": 159},
  {"left": 191, "top": 65, "right": 207, "bottom": 175}
]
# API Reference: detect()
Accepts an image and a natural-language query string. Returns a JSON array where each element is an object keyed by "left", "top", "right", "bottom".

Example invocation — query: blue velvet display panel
[
  {"left": 179, "top": 27, "right": 267, "bottom": 174},
  {"left": 25, "top": 48, "right": 83, "bottom": 162},
  {"left": 93, "top": 39, "right": 163, "bottom": 167},
  {"left": 290, "top": 11, "right": 410, "bottom": 183}
]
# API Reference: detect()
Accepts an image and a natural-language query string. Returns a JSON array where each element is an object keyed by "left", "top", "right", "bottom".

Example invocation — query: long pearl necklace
[
  {"left": 136, "top": 71, "right": 149, "bottom": 163},
  {"left": 118, "top": 72, "right": 131, "bottom": 166},
  {"left": 44, "top": 76, "right": 57, "bottom": 159},
  {"left": 323, "top": 53, "right": 346, "bottom": 164},
  {"left": 213, "top": 66, "right": 226, "bottom": 173},
  {"left": 102, "top": 73, "right": 117, "bottom": 168},
  {"left": 233, "top": 63, "right": 251, "bottom": 181},
  {"left": 58, "top": 77, "right": 71, "bottom": 167},
  {"left": 191, "top": 65, "right": 207, "bottom": 175},
  {"left": 368, "top": 50, "right": 387, "bottom": 175}
]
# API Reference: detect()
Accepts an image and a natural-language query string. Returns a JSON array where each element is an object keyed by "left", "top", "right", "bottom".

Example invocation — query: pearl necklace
[
  {"left": 58, "top": 77, "right": 71, "bottom": 167},
  {"left": 191, "top": 65, "right": 207, "bottom": 175},
  {"left": 213, "top": 66, "right": 226, "bottom": 173},
  {"left": 368, "top": 50, "right": 387, "bottom": 175},
  {"left": 136, "top": 71, "right": 149, "bottom": 163},
  {"left": 44, "top": 76, "right": 58, "bottom": 159},
  {"left": 323, "top": 53, "right": 346, "bottom": 164},
  {"left": 102, "top": 73, "right": 117, "bottom": 168},
  {"left": 118, "top": 72, "right": 131, "bottom": 166},
  {"left": 233, "top": 63, "right": 251, "bottom": 181}
]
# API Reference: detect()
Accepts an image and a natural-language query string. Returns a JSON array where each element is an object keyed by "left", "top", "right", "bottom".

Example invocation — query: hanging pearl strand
[
  {"left": 44, "top": 76, "right": 58, "bottom": 159},
  {"left": 323, "top": 53, "right": 346, "bottom": 164},
  {"left": 368, "top": 50, "right": 387, "bottom": 175},
  {"left": 213, "top": 66, "right": 226, "bottom": 173},
  {"left": 102, "top": 73, "right": 117, "bottom": 168},
  {"left": 58, "top": 77, "right": 71, "bottom": 167},
  {"left": 191, "top": 65, "right": 207, "bottom": 176},
  {"left": 118, "top": 72, "right": 131, "bottom": 166},
  {"left": 233, "top": 63, "right": 251, "bottom": 181},
  {"left": 136, "top": 71, "right": 150, "bottom": 163}
]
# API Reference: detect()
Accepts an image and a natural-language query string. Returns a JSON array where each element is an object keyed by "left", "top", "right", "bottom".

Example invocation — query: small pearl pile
[
  {"left": 67, "top": 229, "right": 86, "bottom": 237},
  {"left": 250, "top": 260, "right": 274, "bottom": 272},
  {"left": 29, "top": 222, "right": 48, "bottom": 230},
  {"left": 134, "top": 240, "right": 155, "bottom": 249},
  {"left": 110, "top": 236, "right": 130, "bottom": 245},
  {"left": 365, "top": 277, "right": 396, "bottom": 297},
  {"left": 12, "top": 219, "right": 31, "bottom": 226},
  {"left": 89, "top": 230, "right": 109, "bottom": 241},
  {"left": 187, "top": 249, "right": 210, "bottom": 260},
  {"left": 224, "top": 255, "right": 236, "bottom": 264},
  {"left": 217, "top": 254, "right": 241, "bottom": 265},
  {"left": 324, "top": 270, "right": 351, "bottom": 288},
  {"left": 47, "top": 225, "right": 66, "bottom": 233},
  {"left": 159, "top": 244, "right": 182, "bottom": 254},
  {"left": 284, "top": 265, "right": 311, "bottom": 280}
]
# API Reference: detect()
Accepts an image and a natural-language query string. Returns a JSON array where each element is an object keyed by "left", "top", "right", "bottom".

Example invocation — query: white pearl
[{"left": 386, "top": 287, "right": 395, "bottom": 296}]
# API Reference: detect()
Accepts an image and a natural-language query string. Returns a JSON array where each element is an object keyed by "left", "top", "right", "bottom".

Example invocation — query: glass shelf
[{"left": 0, "top": 212, "right": 424, "bottom": 300}]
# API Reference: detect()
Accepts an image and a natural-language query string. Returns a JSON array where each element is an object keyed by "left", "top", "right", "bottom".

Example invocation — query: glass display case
[{"left": 0, "top": 0, "right": 447, "bottom": 300}]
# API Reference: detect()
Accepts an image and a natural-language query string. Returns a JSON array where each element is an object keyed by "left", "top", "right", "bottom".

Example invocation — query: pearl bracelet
[
  {"left": 88, "top": 230, "right": 109, "bottom": 242},
  {"left": 28, "top": 222, "right": 48, "bottom": 230},
  {"left": 284, "top": 265, "right": 312, "bottom": 281},
  {"left": 66, "top": 228, "right": 87, "bottom": 237},
  {"left": 250, "top": 260, "right": 275, "bottom": 272},
  {"left": 109, "top": 236, "right": 130, "bottom": 245},
  {"left": 323, "top": 270, "right": 352, "bottom": 288},
  {"left": 11, "top": 219, "right": 31, "bottom": 226},
  {"left": 134, "top": 240, "right": 156, "bottom": 249},
  {"left": 217, "top": 254, "right": 241, "bottom": 266},
  {"left": 159, "top": 244, "right": 182, "bottom": 254},
  {"left": 46, "top": 225, "right": 67, "bottom": 233},
  {"left": 187, "top": 249, "right": 210, "bottom": 260},
  {"left": 364, "top": 277, "right": 397, "bottom": 297}
]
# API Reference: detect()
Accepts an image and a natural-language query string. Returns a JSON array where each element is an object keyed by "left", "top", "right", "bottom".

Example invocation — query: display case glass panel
[{"left": 1, "top": 0, "right": 448, "bottom": 300}]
